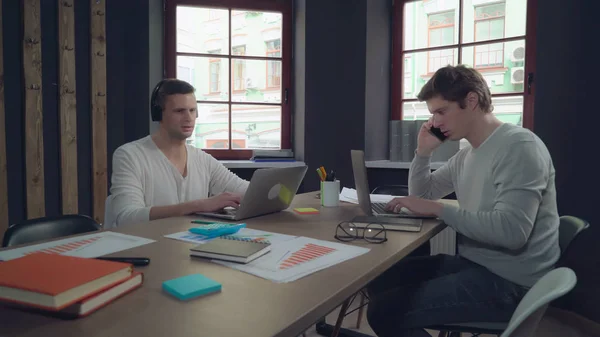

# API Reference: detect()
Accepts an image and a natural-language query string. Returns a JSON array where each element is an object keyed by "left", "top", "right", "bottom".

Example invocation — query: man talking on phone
[
  {"left": 366, "top": 65, "right": 560, "bottom": 337},
  {"left": 106, "top": 79, "right": 249, "bottom": 228}
]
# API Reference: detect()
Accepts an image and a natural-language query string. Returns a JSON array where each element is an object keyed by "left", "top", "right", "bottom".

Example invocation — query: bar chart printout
[
  {"left": 0, "top": 232, "right": 156, "bottom": 261},
  {"left": 212, "top": 236, "right": 370, "bottom": 283},
  {"left": 279, "top": 243, "right": 336, "bottom": 270}
]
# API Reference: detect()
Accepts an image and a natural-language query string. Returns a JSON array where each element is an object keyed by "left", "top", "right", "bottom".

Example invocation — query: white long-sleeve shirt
[
  {"left": 409, "top": 123, "right": 560, "bottom": 287},
  {"left": 106, "top": 136, "right": 249, "bottom": 227}
]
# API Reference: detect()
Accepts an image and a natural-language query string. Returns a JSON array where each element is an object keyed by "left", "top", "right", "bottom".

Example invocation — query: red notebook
[
  {"left": 59, "top": 271, "right": 143, "bottom": 318},
  {"left": 0, "top": 253, "right": 133, "bottom": 311},
  {"left": 4, "top": 272, "right": 144, "bottom": 319}
]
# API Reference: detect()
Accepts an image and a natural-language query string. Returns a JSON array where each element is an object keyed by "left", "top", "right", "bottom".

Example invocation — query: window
[
  {"left": 208, "top": 49, "right": 221, "bottom": 93},
  {"left": 427, "top": 11, "right": 455, "bottom": 73},
  {"left": 232, "top": 45, "right": 246, "bottom": 91},
  {"left": 165, "top": 0, "right": 292, "bottom": 159},
  {"left": 266, "top": 39, "right": 281, "bottom": 88},
  {"left": 393, "top": 0, "right": 537, "bottom": 130},
  {"left": 474, "top": 3, "right": 506, "bottom": 68}
]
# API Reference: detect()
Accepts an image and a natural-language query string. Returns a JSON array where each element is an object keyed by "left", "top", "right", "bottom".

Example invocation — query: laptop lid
[
  {"left": 232, "top": 165, "right": 308, "bottom": 220},
  {"left": 350, "top": 150, "right": 374, "bottom": 216}
]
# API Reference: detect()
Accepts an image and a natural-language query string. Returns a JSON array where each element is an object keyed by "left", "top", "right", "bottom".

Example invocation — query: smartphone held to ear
[{"left": 429, "top": 127, "right": 448, "bottom": 142}]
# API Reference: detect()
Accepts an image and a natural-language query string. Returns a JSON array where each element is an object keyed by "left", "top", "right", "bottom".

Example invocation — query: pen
[
  {"left": 96, "top": 257, "right": 150, "bottom": 266},
  {"left": 316, "top": 168, "right": 325, "bottom": 181},
  {"left": 191, "top": 220, "right": 234, "bottom": 225}
]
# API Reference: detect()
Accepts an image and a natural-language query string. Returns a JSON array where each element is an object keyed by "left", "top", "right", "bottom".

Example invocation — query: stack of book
[
  {"left": 0, "top": 252, "right": 143, "bottom": 318},
  {"left": 250, "top": 149, "right": 295, "bottom": 162}
]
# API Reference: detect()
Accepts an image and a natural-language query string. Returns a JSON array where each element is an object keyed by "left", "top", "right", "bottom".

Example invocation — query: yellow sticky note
[
  {"left": 294, "top": 207, "right": 320, "bottom": 214},
  {"left": 278, "top": 184, "right": 293, "bottom": 204}
]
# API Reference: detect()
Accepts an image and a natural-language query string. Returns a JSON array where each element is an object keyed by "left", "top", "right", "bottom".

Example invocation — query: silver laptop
[
  {"left": 197, "top": 165, "right": 308, "bottom": 221},
  {"left": 350, "top": 150, "right": 434, "bottom": 231}
]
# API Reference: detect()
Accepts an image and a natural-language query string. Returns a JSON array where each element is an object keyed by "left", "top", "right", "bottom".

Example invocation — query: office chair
[
  {"left": 432, "top": 215, "right": 589, "bottom": 337},
  {"left": 370, "top": 184, "right": 409, "bottom": 196},
  {"left": 500, "top": 267, "right": 577, "bottom": 337},
  {"left": 2, "top": 214, "right": 101, "bottom": 248}
]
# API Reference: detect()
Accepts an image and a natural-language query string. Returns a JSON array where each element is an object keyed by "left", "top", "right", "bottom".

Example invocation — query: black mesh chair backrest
[
  {"left": 371, "top": 185, "right": 409, "bottom": 196},
  {"left": 2, "top": 214, "right": 101, "bottom": 248}
]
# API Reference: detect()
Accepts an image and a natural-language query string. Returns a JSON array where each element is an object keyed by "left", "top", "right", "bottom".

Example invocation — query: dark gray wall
[
  {"left": 149, "top": 0, "right": 163, "bottom": 134},
  {"left": 292, "top": 0, "right": 306, "bottom": 162},
  {"left": 534, "top": 0, "right": 594, "bottom": 227},
  {"left": 364, "top": 0, "right": 392, "bottom": 161},
  {"left": 293, "top": 0, "right": 367, "bottom": 191},
  {"left": 533, "top": 0, "right": 597, "bottom": 321}
]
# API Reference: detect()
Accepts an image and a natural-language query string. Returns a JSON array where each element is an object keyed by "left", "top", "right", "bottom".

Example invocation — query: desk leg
[{"left": 315, "top": 298, "right": 375, "bottom": 337}]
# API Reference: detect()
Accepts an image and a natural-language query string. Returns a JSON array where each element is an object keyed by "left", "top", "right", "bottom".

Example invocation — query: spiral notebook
[{"left": 189, "top": 236, "right": 271, "bottom": 264}]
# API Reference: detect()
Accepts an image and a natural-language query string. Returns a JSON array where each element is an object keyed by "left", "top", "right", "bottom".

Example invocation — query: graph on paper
[
  {"left": 213, "top": 236, "right": 371, "bottom": 283},
  {"left": 278, "top": 243, "right": 337, "bottom": 270},
  {"left": 23, "top": 236, "right": 102, "bottom": 256},
  {"left": 0, "top": 232, "right": 156, "bottom": 261}
]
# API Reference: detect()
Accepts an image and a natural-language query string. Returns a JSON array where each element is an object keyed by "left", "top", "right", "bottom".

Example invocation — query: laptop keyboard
[{"left": 372, "top": 202, "right": 391, "bottom": 214}]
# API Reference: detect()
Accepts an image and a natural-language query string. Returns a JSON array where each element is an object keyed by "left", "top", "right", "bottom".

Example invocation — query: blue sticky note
[{"left": 162, "top": 274, "right": 222, "bottom": 301}]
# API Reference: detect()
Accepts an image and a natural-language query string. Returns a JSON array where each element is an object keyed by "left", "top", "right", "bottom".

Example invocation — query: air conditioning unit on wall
[
  {"left": 511, "top": 46, "right": 525, "bottom": 62},
  {"left": 511, "top": 67, "right": 525, "bottom": 84}
]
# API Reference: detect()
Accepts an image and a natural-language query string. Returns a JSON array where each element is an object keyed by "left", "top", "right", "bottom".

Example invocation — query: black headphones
[{"left": 150, "top": 79, "right": 167, "bottom": 122}]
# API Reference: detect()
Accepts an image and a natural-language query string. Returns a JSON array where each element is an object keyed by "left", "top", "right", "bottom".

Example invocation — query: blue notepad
[{"left": 162, "top": 274, "right": 222, "bottom": 301}]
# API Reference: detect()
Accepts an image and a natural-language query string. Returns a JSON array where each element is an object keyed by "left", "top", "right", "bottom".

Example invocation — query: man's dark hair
[
  {"left": 417, "top": 65, "right": 493, "bottom": 113},
  {"left": 155, "top": 78, "right": 195, "bottom": 110}
]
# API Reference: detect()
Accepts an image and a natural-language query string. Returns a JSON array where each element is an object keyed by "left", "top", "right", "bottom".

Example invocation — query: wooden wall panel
[
  {"left": 0, "top": 0, "right": 8, "bottom": 232},
  {"left": 91, "top": 0, "right": 107, "bottom": 224},
  {"left": 59, "top": 0, "right": 78, "bottom": 214},
  {"left": 23, "top": 0, "right": 45, "bottom": 219}
]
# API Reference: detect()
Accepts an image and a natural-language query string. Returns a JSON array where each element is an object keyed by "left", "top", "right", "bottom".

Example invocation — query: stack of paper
[
  {"left": 339, "top": 187, "right": 402, "bottom": 205},
  {"left": 212, "top": 236, "right": 370, "bottom": 283}
]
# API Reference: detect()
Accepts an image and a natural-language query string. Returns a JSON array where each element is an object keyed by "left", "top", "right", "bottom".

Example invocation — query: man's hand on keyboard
[
  {"left": 196, "top": 192, "right": 242, "bottom": 212},
  {"left": 385, "top": 196, "right": 444, "bottom": 217}
]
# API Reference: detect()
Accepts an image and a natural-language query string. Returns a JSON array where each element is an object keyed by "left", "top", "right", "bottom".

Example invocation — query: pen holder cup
[{"left": 320, "top": 180, "right": 340, "bottom": 207}]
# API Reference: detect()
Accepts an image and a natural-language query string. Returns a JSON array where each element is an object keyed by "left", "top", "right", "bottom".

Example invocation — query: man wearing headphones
[{"left": 107, "top": 79, "right": 249, "bottom": 227}]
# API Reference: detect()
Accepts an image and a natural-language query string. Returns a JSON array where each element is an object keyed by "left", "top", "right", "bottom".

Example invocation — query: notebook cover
[
  {"left": 190, "top": 237, "right": 270, "bottom": 259},
  {"left": 0, "top": 253, "right": 132, "bottom": 296},
  {"left": 3, "top": 272, "right": 144, "bottom": 319},
  {"left": 294, "top": 207, "right": 320, "bottom": 214},
  {"left": 162, "top": 274, "right": 221, "bottom": 301}
]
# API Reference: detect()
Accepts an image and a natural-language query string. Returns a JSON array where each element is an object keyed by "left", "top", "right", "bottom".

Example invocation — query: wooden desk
[{"left": 0, "top": 192, "right": 446, "bottom": 337}]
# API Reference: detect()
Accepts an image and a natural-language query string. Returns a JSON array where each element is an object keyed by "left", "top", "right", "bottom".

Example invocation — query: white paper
[
  {"left": 339, "top": 187, "right": 402, "bottom": 204},
  {"left": 213, "top": 236, "right": 370, "bottom": 283},
  {"left": 165, "top": 228, "right": 297, "bottom": 245},
  {"left": 0, "top": 232, "right": 156, "bottom": 261}
]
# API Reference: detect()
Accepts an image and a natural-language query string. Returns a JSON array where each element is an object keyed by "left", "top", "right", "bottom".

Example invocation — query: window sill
[
  {"left": 366, "top": 160, "right": 446, "bottom": 170},
  {"left": 219, "top": 160, "right": 306, "bottom": 169}
]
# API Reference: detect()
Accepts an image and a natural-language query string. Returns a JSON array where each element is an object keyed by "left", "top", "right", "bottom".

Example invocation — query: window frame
[
  {"left": 165, "top": 0, "right": 293, "bottom": 160},
  {"left": 265, "top": 39, "right": 282, "bottom": 89},
  {"left": 391, "top": 0, "right": 538, "bottom": 131}
]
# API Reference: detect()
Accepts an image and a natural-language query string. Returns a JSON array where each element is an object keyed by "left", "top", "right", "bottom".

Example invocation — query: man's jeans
[{"left": 366, "top": 254, "right": 528, "bottom": 337}]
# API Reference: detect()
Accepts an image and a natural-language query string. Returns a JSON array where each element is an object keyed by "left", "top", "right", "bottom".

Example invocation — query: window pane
[
  {"left": 492, "top": 95, "right": 523, "bottom": 126},
  {"left": 401, "top": 101, "right": 430, "bottom": 121},
  {"left": 402, "top": 48, "right": 458, "bottom": 99},
  {"left": 176, "top": 6, "right": 229, "bottom": 54},
  {"left": 404, "top": 0, "right": 458, "bottom": 51},
  {"left": 177, "top": 56, "right": 229, "bottom": 101},
  {"left": 461, "top": 40, "right": 525, "bottom": 94},
  {"left": 462, "top": 0, "right": 526, "bottom": 43},
  {"left": 189, "top": 104, "right": 230, "bottom": 149},
  {"left": 231, "top": 59, "right": 281, "bottom": 104},
  {"left": 231, "top": 104, "right": 281, "bottom": 149},
  {"left": 231, "top": 10, "right": 282, "bottom": 57}
]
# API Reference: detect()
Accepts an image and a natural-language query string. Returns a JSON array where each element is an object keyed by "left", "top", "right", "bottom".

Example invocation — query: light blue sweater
[{"left": 409, "top": 123, "right": 560, "bottom": 287}]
